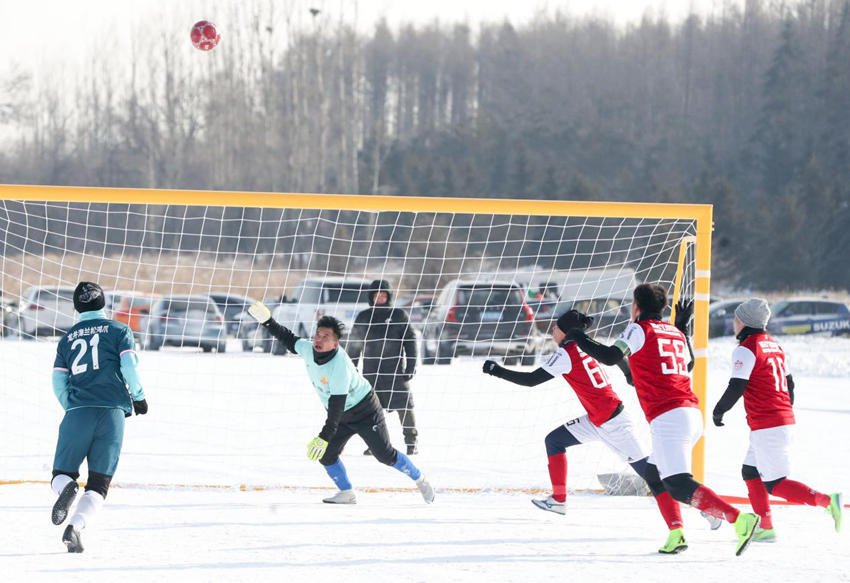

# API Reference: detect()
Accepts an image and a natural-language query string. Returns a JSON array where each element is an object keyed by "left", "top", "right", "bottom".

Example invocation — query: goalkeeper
[{"left": 248, "top": 302, "right": 435, "bottom": 504}]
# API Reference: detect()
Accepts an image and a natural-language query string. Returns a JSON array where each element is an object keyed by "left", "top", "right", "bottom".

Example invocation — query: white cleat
[
  {"left": 322, "top": 489, "right": 357, "bottom": 504},
  {"left": 532, "top": 495, "right": 566, "bottom": 515},
  {"left": 415, "top": 475, "right": 435, "bottom": 504},
  {"left": 701, "top": 510, "right": 723, "bottom": 530}
]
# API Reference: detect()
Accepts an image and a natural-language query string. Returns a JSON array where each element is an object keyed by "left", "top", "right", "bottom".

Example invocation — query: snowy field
[{"left": 2, "top": 334, "right": 848, "bottom": 581}]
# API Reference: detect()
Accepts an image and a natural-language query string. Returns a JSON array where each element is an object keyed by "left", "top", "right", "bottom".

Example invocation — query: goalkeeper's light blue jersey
[{"left": 294, "top": 339, "right": 372, "bottom": 410}]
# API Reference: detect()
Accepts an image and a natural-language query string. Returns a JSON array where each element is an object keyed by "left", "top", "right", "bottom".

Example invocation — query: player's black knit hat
[
  {"left": 73, "top": 281, "right": 105, "bottom": 313},
  {"left": 556, "top": 309, "right": 593, "bottom": 333}
]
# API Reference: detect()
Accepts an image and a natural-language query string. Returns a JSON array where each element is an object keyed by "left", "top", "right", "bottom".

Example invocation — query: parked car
[
  {"left": 18, "top": 286, "right": 77, "bottom": 338},
  {"left": 209, "top": 293, "right": 262, "bottom": 352},
  {"left": 420, "top": 279, "right": 539, "bottom": 366},
  {"left": 1, "top": 292, "right": 18, "bottom": 337},
  {"left": 107, "top": 291, "right": 158, "bottom": 342},
  {"left": 270, "top": 277, "right": 372, "bottom": 355},
  {"left": 141, "top": 295, "right": 227, "bottom": 352},
  {"left": 767, "top": 299, "right": 850, "bottom": 336},
  {"left": 708, "top": 299, "right": 745, "bottom": 338},
  {"left": 535, "top": 297, "right": 631, "bottom": 340},
  {"left": 397, "top": 295, "right": 436, "bottom": 329}
]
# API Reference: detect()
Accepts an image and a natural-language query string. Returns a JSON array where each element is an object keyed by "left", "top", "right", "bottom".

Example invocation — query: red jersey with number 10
[
  {"left": 542, "top": 342, "right": 622, "bottom": 426},
  {"left": 618, "top": 320, "right": 699, "bottom": 423},
  {"left": 734, "top": 333, "right": 795, "bottom": 430}
]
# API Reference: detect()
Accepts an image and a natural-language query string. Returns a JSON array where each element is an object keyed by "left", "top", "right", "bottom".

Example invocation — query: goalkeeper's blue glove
[{"left": 307, "top": 436, "right": 328, "bottom": 461}]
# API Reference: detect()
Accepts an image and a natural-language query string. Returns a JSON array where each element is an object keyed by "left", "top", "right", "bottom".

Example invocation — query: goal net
[{"left": 0, "top": 187, "right": 710, "bottom": 496}]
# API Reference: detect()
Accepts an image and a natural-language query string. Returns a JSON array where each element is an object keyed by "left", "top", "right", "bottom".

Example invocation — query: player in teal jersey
[
  {"left": 248, "top": 302, "right": 434, "bottom": 504},
  {"left": 50, "top": 282, "right": 148, "bottom": 553}
]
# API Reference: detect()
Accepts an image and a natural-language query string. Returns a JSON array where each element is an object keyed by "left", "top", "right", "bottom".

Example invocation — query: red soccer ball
[{"left": 190, "top": 20, "right": 221, "bottom": 51}]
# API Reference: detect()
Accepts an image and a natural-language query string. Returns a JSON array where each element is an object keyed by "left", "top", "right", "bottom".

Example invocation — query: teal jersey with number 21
[{"left": 53, "top": 310, "right": 137, "bottom": 415}]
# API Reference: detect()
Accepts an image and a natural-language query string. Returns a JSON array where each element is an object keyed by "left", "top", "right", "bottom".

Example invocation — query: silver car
[
  {"left": 143, "top": 295, "right": 227, "bottom": 352},
  {"left": 18, "top": 286, "right": 78, "bottom": 338}
]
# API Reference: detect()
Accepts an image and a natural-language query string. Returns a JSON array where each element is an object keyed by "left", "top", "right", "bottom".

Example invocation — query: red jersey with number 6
[
  {"left": 617, "top": 320, "right": 699, "bottom": 422},
  {"left": 731, "top": 332, "right": 795, "bottom": 430},
  {"left": 542, "top": 342, "right": 622, "bottom": 426}
]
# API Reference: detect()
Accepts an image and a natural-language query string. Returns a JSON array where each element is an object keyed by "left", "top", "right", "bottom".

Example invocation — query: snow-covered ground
[{"left": 1, "top": 334, "right": 848, "bottom": 581}]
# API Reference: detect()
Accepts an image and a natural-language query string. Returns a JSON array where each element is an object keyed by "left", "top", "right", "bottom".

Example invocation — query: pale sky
[{"left": 1, "top": 0, "right": 740, "bottom": 75}]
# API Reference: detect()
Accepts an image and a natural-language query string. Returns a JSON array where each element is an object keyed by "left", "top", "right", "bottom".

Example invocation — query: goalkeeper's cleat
[
  {"left": 734, "top": 512, "right": 760, "bottom": 556},
  {"left": 658, "top": 528, "right": 688, "bottom": 554},
  {"left": 416, "top": 475, "right": 435, "bottom": 504},
  {"left": 322, "top": 489, "right": 357, "bottom": 504},
  {"left": 827, "top": 492, "right": 843, "bottom": 533},
  {"left": 52, "top": 480, "right": 79, "bottom": 525},
  {"left": 363, "top": 448, "right": 373, "bottom": 456},
  {"left": 753, "top": 527, "right": 777, "bottom": 542},
  {"left": 700, "top": 510, "right": 723, "bottom": 531},
  {"left": 62, "top": 525, "right": 84, "bottom": 553},
  {"left": 531, "top": 496, "right": 566, "bottom": 515}
]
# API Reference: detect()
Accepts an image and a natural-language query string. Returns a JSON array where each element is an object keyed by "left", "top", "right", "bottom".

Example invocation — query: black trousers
[
  {"left": 375, "top": 383, "right": 418, "bottom": 447},
  {"left": 320, "top": 392, "right": 398, "bottom": 467}
]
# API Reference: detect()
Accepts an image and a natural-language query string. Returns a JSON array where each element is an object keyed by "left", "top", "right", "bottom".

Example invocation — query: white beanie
[{"left": 735, "top": 298, "right": 771, "bottom": 329}]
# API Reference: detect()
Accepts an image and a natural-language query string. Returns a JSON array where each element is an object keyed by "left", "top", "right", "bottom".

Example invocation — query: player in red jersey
[
  {"left": 712, "top": 298, "right": 843, "bottom": 541},
  {"left": 483, "top": 310, "right": 692, "bottom": 538},
  {"left": 566, "top": 284, "right": 760, "bottom": 556}
]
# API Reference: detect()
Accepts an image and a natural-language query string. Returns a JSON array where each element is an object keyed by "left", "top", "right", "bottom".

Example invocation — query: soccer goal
[{"left": 0, "top": 185, "right": 711, "bottom": 495}]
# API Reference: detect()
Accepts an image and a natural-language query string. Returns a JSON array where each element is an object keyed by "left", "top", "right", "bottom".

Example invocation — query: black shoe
[
  {"left": 62, "top": 525, "right": 84, "bottom": 553},
  {"left": 363, "top": 448, "right": 373, "bottom": 456},
  {"left": 406, "top": 444, "right": 419, "bottom": 455},
  {"left": 52, "top": 481, "right": 79, "bottom": 525}
]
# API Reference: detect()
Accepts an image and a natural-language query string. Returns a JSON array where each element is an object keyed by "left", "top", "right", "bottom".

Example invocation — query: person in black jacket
[{"left": 348, "top": 279, "right": 420, "bottom": 455}]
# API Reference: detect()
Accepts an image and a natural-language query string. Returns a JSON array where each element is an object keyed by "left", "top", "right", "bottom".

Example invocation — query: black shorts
[{"left": 320, "top": 391, "right": 398, "bottom": 467}]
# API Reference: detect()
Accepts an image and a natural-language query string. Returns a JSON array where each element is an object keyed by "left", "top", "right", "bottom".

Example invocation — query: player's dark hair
[
  {"left": 316, "top": 315, "right": 345, "bottom": 339},
  {"left": 633, "top": 283, "right": 667, "bottom": 315}
]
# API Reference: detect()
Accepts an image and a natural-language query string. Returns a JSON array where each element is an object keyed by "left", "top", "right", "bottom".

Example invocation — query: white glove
[{"left": 247, "top": 301, "right": 271, "bottom": 324}]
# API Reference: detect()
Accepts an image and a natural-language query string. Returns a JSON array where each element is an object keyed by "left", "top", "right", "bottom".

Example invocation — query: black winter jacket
[{"left": 348, "top": 280, "right": 418, "bottom": 392}]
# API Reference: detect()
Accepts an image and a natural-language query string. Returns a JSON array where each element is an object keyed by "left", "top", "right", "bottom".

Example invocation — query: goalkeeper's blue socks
[
  {"left": 393, "top": 452, "right": 421, "bottom": 481},
  {"left": 324, "top": 461, "right": 353, "bottom": 490}
]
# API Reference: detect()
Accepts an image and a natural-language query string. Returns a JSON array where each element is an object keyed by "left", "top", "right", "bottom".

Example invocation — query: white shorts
[
  {"left": 564, "top": 409, "right": 648, "bottom": 463},
  {"left": 647, "top": 407, "right": 703, "bottom": 479},
  {"left": 743, "top": 425, "right": 793, "bottom": 482}
]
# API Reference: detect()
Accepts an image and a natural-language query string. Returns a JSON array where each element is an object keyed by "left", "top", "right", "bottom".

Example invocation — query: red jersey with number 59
[
  {"left": 732, "top": 332, "right": 795, "bottom": 430},
  {"left": 542, "top": 342, "right": 622, "bottom": 426},
  {"left": 617, "top": 320, "right": 699, "bottom": 422}
]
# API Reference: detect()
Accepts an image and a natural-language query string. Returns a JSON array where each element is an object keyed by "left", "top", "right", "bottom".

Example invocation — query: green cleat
[
  {"left": 658, "top": 528, "right": 688, "bottom": 554},
  {"left": 752, "top": 527, "right": 777, "bottom": 542},
  {"left": 734, "top": 512, "right": 760, "bottom": 556},
  {"left": 827, "top": 493, "right": 843, "bottom": 533}
]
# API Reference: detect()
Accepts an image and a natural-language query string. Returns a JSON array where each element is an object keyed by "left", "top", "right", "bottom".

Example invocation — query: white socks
[
  {"left": 69, "top": 490, "right": 105, "bottom": 530},
  {"left": 51, "top": 474, "right": 74, "bottom": 496}
]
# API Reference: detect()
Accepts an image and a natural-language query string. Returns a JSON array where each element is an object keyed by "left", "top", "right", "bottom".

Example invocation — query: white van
[{"left": 269, "top": 277, "right": 372, "bottom": 354}]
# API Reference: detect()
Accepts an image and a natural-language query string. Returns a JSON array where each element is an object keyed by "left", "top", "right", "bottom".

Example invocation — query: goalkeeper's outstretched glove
[
  {"left": 247, "top": 301, "right": 272, "bottom": 324},
  {"left": 307, "top": 436, "right": 328, "bottom": 461}
]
